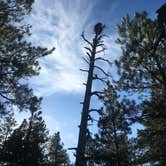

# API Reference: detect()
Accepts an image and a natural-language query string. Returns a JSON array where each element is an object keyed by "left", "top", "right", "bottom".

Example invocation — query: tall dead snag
[{"left": 75, "top": 23, "right": 111, "bottom": 166}]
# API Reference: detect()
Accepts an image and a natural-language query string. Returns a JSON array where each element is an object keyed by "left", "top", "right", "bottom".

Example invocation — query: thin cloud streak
[
  {"left": 28, "top": 0, "right": 94, "bottom": 96},
  {"left": 27, "top": 0, "right": 121, "bottom": 96}
]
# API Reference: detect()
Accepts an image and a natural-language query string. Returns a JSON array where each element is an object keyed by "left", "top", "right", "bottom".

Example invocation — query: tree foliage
[
  {"left": 47, "top": 132, "right": 70, "bottom": 166},
  {"left": 0, "top": 0, "right": 54, "bottom": 114},
  {"left": 0, "top": 97, "right": 49, "bottom": 166},
  {"left": 116, "top": 8, "right": 166, "bottom": 165},
  {"left": 86, "top": 84, "right": 135, "bottom": 166},
  {"left": 116, "top": 11, "right": 166, "bottom": 92}
]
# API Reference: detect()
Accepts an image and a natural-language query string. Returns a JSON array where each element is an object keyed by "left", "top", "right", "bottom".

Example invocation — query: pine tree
[
  {"left": 115, "top": 11, "right": 166, "bottom": 92},
  {"left": 137, "top": 90, "right": 166, "bottom": 165},
  {"left": 115, "top": 5, "right": 166, "bottom": 165},
  {"left": 0, "top": 0, "right": 54, "bottom": 115},
  {"left": 0, "top": 112, "right": 16, "bottom": 165},
  {"left": 47, "top": 132, "right": 70, "bottom": 166},
  {"left": 86, "top": 84, "right": 134, "bottom": 166},
  {"left": 0, "top": 112, "right": 16, "bottom": 145},
  {"left": 0, "top": 97, "right": 49, "bottom": 166}
]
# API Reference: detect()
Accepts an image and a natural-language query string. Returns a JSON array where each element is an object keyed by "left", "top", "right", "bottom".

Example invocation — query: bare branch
[
  {"left": 82, "top": 57, "right": 90, "bottom": 64},
  {"left": 97, "top": 43, "right": 104, "bottom": 47},
  {"left": 80, "top": 69, "right": 88, "bottom": 72},
  {"left": 86, "top": 52, "right": 91, "bottom": 59},
  {"left": 89, "top": 108, "right": 104, "bottom": 115},
  {"left": 95, "top": 57, "right": 112, "bottom": 66},
  {"left": 84, "top": 47, "right": 92, "bottom": 54},
  {"left": 93, "top": 75, "right": 108, "bottom": 84},
  {"left": 81, "top": 32, "right": 92, "bottom": 47},
  {"left": 96, "top": 48, "right": 106, "bottom": 54},
  {"left": 88, "top": 115, "right": 93, "bottom": 122},
  {"left": 93, "top": 74, "right": 107, "bottom": 80},
  {"left": 0, "top": 92, "right": 14, "bottom": 102},
  {"left": 97, "top": 35, "right": 104, "bottom": 41},
  {"left": 94, "top": 65, "right": 110, "bottom": 77},
  {"left": 91, "top": 91, "right": 104, "bottom": 95},
  {"left": 91, "top": 91, "right": 104, "bottom": 98}
]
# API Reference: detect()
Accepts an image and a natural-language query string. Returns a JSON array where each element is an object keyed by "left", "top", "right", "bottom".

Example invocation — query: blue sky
[{"left": 16, "top": 0, "right": 165, "bottom": 162}]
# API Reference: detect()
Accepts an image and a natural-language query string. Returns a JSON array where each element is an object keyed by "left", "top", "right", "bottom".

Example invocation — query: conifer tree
[
  {"left": 86, "top": 84, "right": 134, "bottom": 166},
  {"left": 0, "top": 112, "right": 16, "bottom": 145},
  {"left": 115, "top": 4, "right": 166, "bottom": 165},
  {"left": 0, "top": 0, "right": 54, "bottom": 115},
  {"left": 47, "top": 132, "right": 70, "bottom": 166},
  {"left": 0, "top": 97, "right": 49, "bottom": 166}
]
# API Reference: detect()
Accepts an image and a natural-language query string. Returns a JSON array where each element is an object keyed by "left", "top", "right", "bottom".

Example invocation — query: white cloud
[
  {"left": 27, "top": 0, "right": 122, "bottom": 97},
  {"left": 27, "top": 0, "right": 95, "bottom": 96}
]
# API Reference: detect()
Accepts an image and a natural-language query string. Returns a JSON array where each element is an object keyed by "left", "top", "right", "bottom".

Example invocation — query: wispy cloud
[
  {"left": 27, "top": 0, "right": 122, "bottom": 97},
  {"left": 27, "top": 0, "right": 95, "bottom": 96}
]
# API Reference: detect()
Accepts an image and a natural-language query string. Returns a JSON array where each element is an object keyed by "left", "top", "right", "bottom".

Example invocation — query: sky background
[{"left": 16, "top": 0, "right": 165, "bottom": 162}]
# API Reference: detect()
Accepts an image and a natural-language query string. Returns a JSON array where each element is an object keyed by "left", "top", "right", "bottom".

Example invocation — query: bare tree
[{"left": 75, "top": 23, "right": 112, "bottom": 166}]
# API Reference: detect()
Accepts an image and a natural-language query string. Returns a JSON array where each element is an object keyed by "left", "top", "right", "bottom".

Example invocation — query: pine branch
[{"left": 0, "top": 92, "right": 14, "bottom": 102}]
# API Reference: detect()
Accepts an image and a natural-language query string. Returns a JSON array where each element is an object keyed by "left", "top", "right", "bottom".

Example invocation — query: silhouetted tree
[
  {"left": 0, "top": 97, "right": 49, "bottom": 166},
  {"left": 86, "top": 84, "right": 134, "bottom": 166},
  {"left": 136, "top": 90, "right": 166, "bottom": 165},
  {"left": 47, "top": 132, "right": 70, "bottom": 166},
  {"left": 116, "top": 11, "right": 166, "bottom": 92},
  {"left": 75, "top": 23, "right": 112, "bottom": 166},
  {"left": 156, "top": 3, "right": 166, "bottom": 28},
  {"left": 0, "top": 112, "right": 16, "bottom": 145},
  {"left": 0, "top": 0, "right": 54, "bottom": 115},
  {"left": 0, "top": 112, "right": 16, "bottom": 165},
  {"left": 116, "top": 6, "right": 166, "bottom": 165}
]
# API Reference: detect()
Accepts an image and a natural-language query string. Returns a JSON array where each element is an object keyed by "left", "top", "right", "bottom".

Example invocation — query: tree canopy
[{"left": 0, "top": 0, "right": 54, "bottom": 115}]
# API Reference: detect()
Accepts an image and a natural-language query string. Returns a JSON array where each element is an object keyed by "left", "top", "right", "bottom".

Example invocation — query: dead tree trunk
[{"left": 75, "top": 23, "right": 108, "bottom": 166}]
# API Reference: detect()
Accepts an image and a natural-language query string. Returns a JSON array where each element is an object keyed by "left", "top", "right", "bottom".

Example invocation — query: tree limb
[
  {"left": 95, "top": 57, "right": 112, "bottom": 66},
  {"left": 80, "top": 69, "right": 88, "bottom": 72},
  {"left": 91, "top": 91, "right": 104, "bottom": 98},
  {"left": 96, "top": 49, "right": 106, "bottom": 54},
  {"left": 84, "top": 47, "right": 92, "bottom": 54},
  {"left": 82, "top": 57, "right": 90, "bottom": 64},
  {"left": 89, "top": 108, "right": 104, "bottom": 115},
  {"left": 94, "top": 65, "right": 110, "bottom": 77},
  {"left": 81, "top": 32, "right": 92, "bottom": 47}
]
